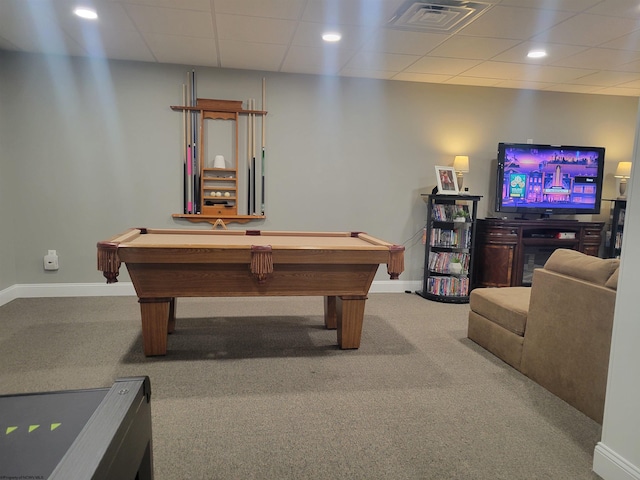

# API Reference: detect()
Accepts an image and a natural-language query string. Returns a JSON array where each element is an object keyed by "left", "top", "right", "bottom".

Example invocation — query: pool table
[
  {"left": 97, "top": 228, "right": 404, "bottom": 356},
  {"left": 0, "top": 377, "right": 153, "bottom": 479}
]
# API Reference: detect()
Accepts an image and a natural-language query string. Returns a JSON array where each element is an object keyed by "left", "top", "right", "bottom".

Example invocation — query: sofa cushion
[
  {"left": 543, "top": 249, "right": 619, "bottom": 286},
  {"left": 605, "top": 267, "right": 619, "bottom": 290},
  {"left": 469, "top": 287, "right": 531, "bottom": 336}
]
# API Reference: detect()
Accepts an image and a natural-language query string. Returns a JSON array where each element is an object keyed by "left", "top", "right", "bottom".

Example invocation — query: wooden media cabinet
[{"left": 474, "top": 218, "right": 604, "bottom": 287}]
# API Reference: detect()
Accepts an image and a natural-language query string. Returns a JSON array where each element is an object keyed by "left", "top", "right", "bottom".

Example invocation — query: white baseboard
[
  {"left": 0, "top": 280, "right": 423, "bottom": 307},
  {"left": 0, "top": 282, "right": 137, "bottom": 306},
  {"left": 369, "top": 280, "right": 421, "bottom": 294},
  {"left": 594, "top": 442, "right": 640, "bottom": 480}
]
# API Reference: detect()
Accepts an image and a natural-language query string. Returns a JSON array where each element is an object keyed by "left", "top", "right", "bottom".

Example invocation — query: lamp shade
[
  {"left": 615, "top": 161, "right": 632, "bottom": 178},
  {"left": 453, "top": 155, "right": 469, "bottom": 173}
]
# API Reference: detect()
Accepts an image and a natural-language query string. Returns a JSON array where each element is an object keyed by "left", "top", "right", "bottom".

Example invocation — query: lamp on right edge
[
  {"left": 615, "top": 161, "right": 632, "bottom": 198},
  {"left": 453, "top": 155, "right": 470, "bottom": 190}
]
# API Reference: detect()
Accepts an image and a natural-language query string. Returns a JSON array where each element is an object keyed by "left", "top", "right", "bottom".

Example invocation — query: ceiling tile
[
  {"left": 360, "top": 28, "right": 448, "bottom": 55},
  {"left": 493, "top": 79, "right": 558, "bottom": 91},
  {"left": 213, "top": 0, "right": 306, "bottom": 20},
  {"left": 491, "top": 42, "right": 587, "bottom": 64},
  {"left": 0, "top": 0, "right": 84, "bottom": 55},
  {"left": 459, "top": 5, "right": 574, "bottom": 40},
  {"left": 444, "top": 76, "right": 503, "bottom": 87},
  {"left": 406, "top": 56, "right": 482, "bottom": 75},
  {"left": 145, "top": 33, "right": 218, "bottom": 66},
  {"left": 125, "top": 4, "right": 214, "bottom": 37},
  {"left": 543, "top": 83, "right": 604, "bottom": 94},
  {"left": 585, "top": 0, "right": 640, "bottom": 17},
  {"left": 495, "top": 80, "right": 553, "bottom": 90},
  {"left": 592, "top": 86, "right": 640, "bottom": 96},
  {"left": 531, "top": 13, "right": 640, "bottom": 47},
  {"left": 282, "top": 45, "right": 355, "bottom": 75},
  {"left": 393, "top": 72, "right": 454, "bottom": 83},
  {"left": 570, "top": 71, "right": 640, "bottom": 87},
  {"left": 463, "top": 61, "right": 597, "bottom": 83},
  {"left": 218, "top": 40, "right": 287, "bottom": 71},
  {"left": 345, "top": 51, "right": 420, "bottom": 72},
  {"left": 216, "top": 13, "right": 296, "bottom": 44},
  {"left": 499, "top": 0, "right": 600, "bottom": 12},
  {"left": 57, "top": 2, "right": 138, "bottom": 33},
  {"left": 615, "top": 59, "right": 640, "bottom": 73},
  {"left": 618, "top": 78, "right": 640, "bottom": 89},
  {"left": 56, "top": 2, "right": 145, "bottom": 59},
  {"left": 301, "top": 0, "right": 403, "bottom": 26},
  {"left": 87, "top": 29, "right": 156, "bottom": 61},
  {"left": 340, "top": 68, "right": 397, "bottom": 80},
  {"left": 108, "top": 0, "right": 210, "bottom": 10},
  {"left": 291, "top": 21, "right": 371, "bottom": 49},
  {"left": 600, "top": 30, "right": 640, "bottom": 52},
  {"left": 553, "top": 48, "right": 640, "bottom": 70},
  {"left": 427, "top": 35, "right": 520, "bottom": 60}
]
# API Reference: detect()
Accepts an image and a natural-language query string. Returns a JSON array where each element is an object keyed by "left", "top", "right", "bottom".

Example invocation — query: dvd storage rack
[
  {"left": 417, "top": 194, "right": 482, "bottom": 303},
  {"left": 605, "top": 198, "right": 626, "bottom": 259}
]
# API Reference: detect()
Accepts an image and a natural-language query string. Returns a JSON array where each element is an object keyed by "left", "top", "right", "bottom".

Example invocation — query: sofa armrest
[{"left": 519, "top": 268, "right": 616, "bottom": 423}]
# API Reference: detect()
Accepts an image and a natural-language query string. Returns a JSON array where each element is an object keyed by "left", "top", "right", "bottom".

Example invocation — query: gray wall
[
  {"left": 0, "top": 54, "right": 17, "bottom": 290},
  {"left": 594, "top": 104, "right": 640, "bottom": 479},
  {"left": 0, "top": 51, "right": 638, "bottom": 286}
]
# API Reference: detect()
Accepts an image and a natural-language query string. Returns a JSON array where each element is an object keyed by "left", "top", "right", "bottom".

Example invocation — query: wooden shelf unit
[
  {"left": 605, "top": 199, "right": 626, "bottom": 259},
  {"left": 170, "top": 97, "right": 267, "bottom": 225},
  {"left": 474, "top": 218, "right": 604, "bottom": 287},
  {"left": 416, "top": 194, "right": 482, "bottom": 304},
  {"left": 199, "top": 105, "right": 239, "bottom": 217},
  {"left": 171, "top": 213, "right": 264, "bottom": 227}
]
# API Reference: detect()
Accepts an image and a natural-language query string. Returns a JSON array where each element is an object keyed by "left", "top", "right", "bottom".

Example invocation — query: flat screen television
[{"left": 495, "top": 142, "right": 605, "bottom": 217}]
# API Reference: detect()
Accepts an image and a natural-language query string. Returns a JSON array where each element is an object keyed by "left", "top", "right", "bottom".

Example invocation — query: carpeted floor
[{"left": 0, "top": 293, "right": 602, "bottom": 479}]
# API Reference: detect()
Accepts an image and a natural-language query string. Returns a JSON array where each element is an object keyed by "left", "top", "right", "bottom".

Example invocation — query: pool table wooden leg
[
  {"left": 324, "top": 296, "right": 337, "bottom": 329},
  {"left": 167, "top": 297, "right": 176, "bottom": 334},
  {"left": 336, "top": 295, "right": 367, "bottom": 349},
  {"left": 139, "top": 298, "right": 171, "bottom": 356}
]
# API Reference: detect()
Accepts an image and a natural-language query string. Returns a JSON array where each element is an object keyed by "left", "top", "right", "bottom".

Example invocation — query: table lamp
[
  {"left": 453, "top": 155, "right": 469, "bottom": 190},
  {"left": 615, "top": 161, "right": 632, "bottom": 198}
]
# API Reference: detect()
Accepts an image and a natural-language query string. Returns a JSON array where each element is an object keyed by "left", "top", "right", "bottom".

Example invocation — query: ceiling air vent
[{"left": 388, "top": 0, "right": 492, "bottom": 33}]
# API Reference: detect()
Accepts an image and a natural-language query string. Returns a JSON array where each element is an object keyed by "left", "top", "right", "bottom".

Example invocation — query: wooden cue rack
[{"left": 170, "top": 98, "right": 267, "bottom": 226}]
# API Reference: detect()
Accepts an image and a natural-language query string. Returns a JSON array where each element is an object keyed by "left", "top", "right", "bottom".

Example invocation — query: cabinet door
[
  {"left": 582, "top": 245, "right": 600, "bottom": 257},
  {"left": 476, "top": 244, "right": 515, "bottom": 287}
]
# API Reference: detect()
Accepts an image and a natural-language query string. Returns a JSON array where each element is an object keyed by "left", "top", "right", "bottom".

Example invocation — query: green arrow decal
[
  {"left": 6, "top": 426, "right": 18, "bottom": 435},
  {"left": 28, "top": 425, "right": 40, "bottom": 433},
  {"left": 51, "top": 423, "right": 61, "bottom": 431}
]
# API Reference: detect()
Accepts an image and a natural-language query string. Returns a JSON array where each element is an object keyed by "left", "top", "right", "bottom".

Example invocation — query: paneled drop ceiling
[{"left": 2, "top": 0, "right": 640, "bottom": 96}]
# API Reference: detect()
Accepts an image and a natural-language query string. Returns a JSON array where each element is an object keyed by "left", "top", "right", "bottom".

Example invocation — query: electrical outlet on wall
[{"left": 44, "top": 250, "right": 59, "bottom": 271}]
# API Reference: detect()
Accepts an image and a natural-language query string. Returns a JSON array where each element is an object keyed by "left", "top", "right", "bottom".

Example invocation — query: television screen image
[{"left": 496, "top": 143, "right": 605, "bottom": 216}]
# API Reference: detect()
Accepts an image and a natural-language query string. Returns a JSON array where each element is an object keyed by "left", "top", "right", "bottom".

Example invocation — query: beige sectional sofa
[{"left": 468, "top": 248, "right": 619, "bottom": 423}]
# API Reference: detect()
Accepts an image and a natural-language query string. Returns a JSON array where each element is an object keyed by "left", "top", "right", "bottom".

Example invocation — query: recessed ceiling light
[
  {"left": 74, "top": 7, "right": 98, "bottom": 20},
  {"left": 527, "top": 49, "right": 547, "bottom": 59},
  {"left": 322, "top": 32, "right": 341, "bottom": 42}
]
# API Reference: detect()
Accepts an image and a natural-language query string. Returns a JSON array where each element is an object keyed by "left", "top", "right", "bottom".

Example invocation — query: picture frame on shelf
[{"left": 435, "top": 166, "right": 459, "bottom": 195}]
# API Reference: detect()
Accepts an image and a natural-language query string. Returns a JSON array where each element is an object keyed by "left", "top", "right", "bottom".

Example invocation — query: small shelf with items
[
  {"left": 417, "top": 194, "right": 481, "bottom": 303},
  {"left": 202, "top": 167, "right": 238, "bottom": 216}
]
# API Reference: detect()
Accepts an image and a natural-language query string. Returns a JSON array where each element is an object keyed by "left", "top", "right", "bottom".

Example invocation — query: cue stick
[
  {"left": 252, "top": 98, "right": 257, "bottom": 215},
  {"left": 186, "top": 72, "right": 193, "bottom": 213},
  {"left": 261, "top": 78, "right": 266, "bottom": 216},
  {"left": 247, "top": 98, "right": 252, "bottom": 215},
  {"left": 191, "top": 70, "right": 200, "bottom": 213},
  {"left": 182, "top": 83, "right": 187, "bottom": 214}
]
